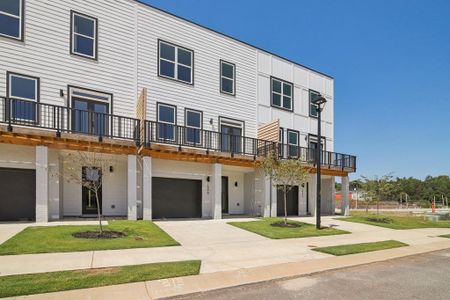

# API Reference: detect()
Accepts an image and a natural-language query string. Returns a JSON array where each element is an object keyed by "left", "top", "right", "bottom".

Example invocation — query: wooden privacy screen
[
  {"left": 136, "top": 88, "right": 147, "bottom": 145},
  {"left": 257, "top": 119, "right": 279, "bottom": 142}
]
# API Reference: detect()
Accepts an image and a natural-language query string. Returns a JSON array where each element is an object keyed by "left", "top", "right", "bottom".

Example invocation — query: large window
[
  {"left": 0, "top": 0, "right": 23, "bottom": 40},
  {"left": 157, "top": 103, "right": 176, "bottom": 141},
  {"left": 7, "top": 72, "right": 39, "bottom": 122},
  {"left": 220, "top": 117, "right": 243, "bottom": 153},
  {"left": 71, "top": 11, "right": 98, "bottom": 59},
  {"left": 309, "top": 90, "right": 321, "bottom": 118},
  {"left": 158, "top": 40, "right": 193, "bottom": 84},
  {"left": 287, "top": 130, "right": 299, "bottom": 158},
  {"left": 220, "top": 60, "right": 235, "bottom": 95},
  {"left": 271, "top": 78, "right": 293, "bottom": 111},
  {"left": 185, "top": 108, "right": 202, "bottom": 144}
]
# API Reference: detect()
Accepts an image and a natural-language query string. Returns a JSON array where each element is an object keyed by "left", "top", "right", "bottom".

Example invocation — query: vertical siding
[
  {"left": 0, "top": 0, "right": 137, "bottom": 118},
  {"left": 136, "top": 7, "right": 258, "bottom": 137}
]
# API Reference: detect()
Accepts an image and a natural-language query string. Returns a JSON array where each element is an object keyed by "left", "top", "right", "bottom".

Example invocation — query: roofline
[{"left": 133, "top": 0, "right": 333, "bottom": 79}]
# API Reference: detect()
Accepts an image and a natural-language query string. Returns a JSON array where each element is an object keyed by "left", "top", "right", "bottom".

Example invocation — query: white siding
[
  {"left": 0, "top": 0, "right": 137, "bottom": 118},
  {"left": 136, "top": 6, "right": 258, "bottom": 137}
]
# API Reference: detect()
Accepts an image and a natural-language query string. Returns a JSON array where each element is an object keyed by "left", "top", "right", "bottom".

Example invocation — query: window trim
[
  {"left": 270, "top": 76, "right": 293, "bottom": 111},
  {"left": 70, "top": 10, "right": 98, "bottom": 60},
  {"left": 219, "top": 60, "right": 236, "bottom": 96},
  {"left": 6, "top": 71, "right": 40, "bottom": 123},
  {"left": 156, "top": 102, "right": 177, "bottom": 141},
  {"left": 308, "top": 133, "right": 326, "bottom": 151},
  {"left": 67, "top": 85, "right": 113, "bottom": 113},
  {"left": 279, "top": 127, "right": 284, "bottom": 144},
  {"left": 0, "top": 0, "right": 24, "bottom": 41},
  {"left": 287, "top": 129, "right": 300, "bottom": 158},
  {"left": 157, "top": 39, "right": 194, "bottom": 85},
  {"left": 184, "top": 108, "right": 203, "bottom": 144},
  {"left": 309, "top": 89, "right": 321, "bottom": 118}
]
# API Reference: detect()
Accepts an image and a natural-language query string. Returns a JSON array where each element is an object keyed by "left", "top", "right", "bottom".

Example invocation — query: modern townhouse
[{"left": 0, "top": 0, "right": 356, "bottom": 222}]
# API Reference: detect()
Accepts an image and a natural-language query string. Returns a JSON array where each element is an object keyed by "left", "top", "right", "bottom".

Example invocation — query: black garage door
[
  {"left": 0, "top": 168, "right": 36, "bottom": 221},
  {"left": 152, "top": 177, "right": 202, "bottom": 219},
  {"left": 277, "top": 186, "right": 299, "bottom": 216}
]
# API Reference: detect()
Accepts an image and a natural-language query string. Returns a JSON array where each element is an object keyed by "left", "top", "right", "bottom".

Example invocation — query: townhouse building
[{"left": 0, "top": 0, "right": 355, "bottom": 222}]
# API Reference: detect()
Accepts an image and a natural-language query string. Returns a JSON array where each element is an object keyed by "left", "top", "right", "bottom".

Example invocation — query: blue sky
[{"left": 142, "top": 0, "right": 450, "bottom": 180}]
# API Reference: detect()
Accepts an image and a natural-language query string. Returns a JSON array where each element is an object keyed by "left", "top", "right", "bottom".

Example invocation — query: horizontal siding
[
  {"left": 137, "top": 8, "right": 258, "bottom": 137},
  {"left": 0, "top": 0, "right": 137, "bottom": 118}
]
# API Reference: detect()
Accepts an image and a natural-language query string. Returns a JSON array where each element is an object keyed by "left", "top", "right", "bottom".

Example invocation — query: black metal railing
[{"left": 0, "top": 97, "right": 140, "bottom": 144}]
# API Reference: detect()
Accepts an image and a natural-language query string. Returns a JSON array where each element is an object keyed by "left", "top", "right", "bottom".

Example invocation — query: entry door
[
  {"left": 72, "top": 97, "right": 109, "bottom": 136},
  {"left": 81, "top": 167, "right": 102, "bottom": 215},
  {"left": 277, "top": 186, "right": 299, "bottom": 216},
  {"left": 222, "top": 176, "right": 229, "bottom": 214},
  {"left": 221, "top": 125, "right": 242, "bottom": 153}
]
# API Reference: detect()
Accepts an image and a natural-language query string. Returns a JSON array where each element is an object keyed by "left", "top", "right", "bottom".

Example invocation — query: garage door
[
  {"left": 277, "top": 186, "right": 299, "bottom": 216},
  {"left": 0, "top": 168, "right": 36, "bottom": 221},
  {"left": 152, "top": 177, "right": 202, "bottom": 219}
]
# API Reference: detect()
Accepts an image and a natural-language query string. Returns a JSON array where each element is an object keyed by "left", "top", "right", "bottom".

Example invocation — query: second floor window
[
  {"left": 71, "top": 11, "right": 98, "bottom": 59},
  {"left": 0, "top": 0, "right": 24, "bottom": 40},
  {"left": 157, "top": 103, "right": 176, "bottom": 141},
  {"left": 7, "top": 72, "right": 39, "bottom": 122},
  {"left": 220, "top": 60, "right": 235, "bottom": 95},
  {"left": 271, "top": 78, "right": 293, "bottom": 111},
  {"left": 287, "top": 130, "right": 299, "bottom": 158},
  {"left": 159, "top": 40, "right": 193, "bottom": 84},
  {"left": 185, "top": 109, "right": 202, "bottom": 144}
]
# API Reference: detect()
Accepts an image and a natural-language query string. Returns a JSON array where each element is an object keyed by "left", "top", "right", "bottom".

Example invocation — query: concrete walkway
[
  {"left": 1, "top": 217, "right": 450, "bottom": 276},
  {"left": 6, "top": 239, "right": 450, "bottom": 300}
]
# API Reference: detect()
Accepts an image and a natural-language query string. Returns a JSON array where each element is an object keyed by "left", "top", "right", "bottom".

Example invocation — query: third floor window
[
  {"left": 271, "top": 78, "right": 293, "bottom": 111},
  {"left": 71, "top": 11, "right": 98, "bottom": 60},
  {"left": 220, "top": 60, "right": 235, "bottom": 95},
  {"left": 158, "top": 40, "right": 193, "bottom": 84},
  {"left": 0, "top": 0, "right": 24, "bottom": 40}
]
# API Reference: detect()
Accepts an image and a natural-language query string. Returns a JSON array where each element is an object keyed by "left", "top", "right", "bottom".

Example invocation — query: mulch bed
[{"left": 72, "top": 231, "right": 126, "bottom": 239}]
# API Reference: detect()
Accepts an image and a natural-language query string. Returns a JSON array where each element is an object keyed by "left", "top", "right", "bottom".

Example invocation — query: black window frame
[
  {"left": 158, "top": 39, "right": 194, "bottom": 85},
  {"left": 271, "top": 77, "right": 293, "bottom": 111},
  {"left": 70, "top": 10, "right": 98, "bottom": 60},
  {"left": 184, "top": 108, "right": 203, "bottom": 145},
  {"left": 308, "top": 133, "right": 326, "bottom": 150},
  {"left": 287, "top": 129, "right": 300, "bottom": 158},
  {"left": 0, "top": 0, "right": 24, "bottom": 41},
  {"left": 6, "top": 71, "right": 40, "bottom": 123},
  {"left": 156, "top": 102, "right": 177, "bottom": 141},
  {"left": 220, "top": 60, "right": 236, "bottom": 96},
  {"left": 309, "top": 89, "right": 321, "bottom": 118}
]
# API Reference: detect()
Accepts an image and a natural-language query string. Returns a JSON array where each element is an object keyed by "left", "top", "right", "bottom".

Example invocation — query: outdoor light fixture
[
  {"left": 209, "top": 118, "right": 213, "bottom": 125},
  {"left": 206, "top": 176, "right": 210, "bottom": 182},
  {"left": 109, "top": 166, "right": 114, "bottom": 173},
  {"left": 314, "top": 93, "right": 327, "bottom": 230},
  {"left": 235, "top": 181, "right": 238, "bottom": 187},
  {"left": 60, "top": 89, "right": 65, "bottom": 97}
]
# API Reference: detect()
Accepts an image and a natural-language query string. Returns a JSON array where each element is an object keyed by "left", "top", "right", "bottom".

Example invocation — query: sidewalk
[{"left": 6, "top": 239, "right": 450, "bottom": 300}]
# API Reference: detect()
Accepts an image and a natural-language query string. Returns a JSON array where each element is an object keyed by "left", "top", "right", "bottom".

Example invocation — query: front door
[
  {"left": 222, "top": 176, "right": 229, "bottom": 214},
  {"left": 81, "top": 167, "right": 102, "bottom": 215},
  {"left": 221, "top": 125, "right": 242, "bottom": 153}
]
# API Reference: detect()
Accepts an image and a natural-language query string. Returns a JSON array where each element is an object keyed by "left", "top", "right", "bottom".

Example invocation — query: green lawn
[
  {"left": 228, "top": 218, "right": 349, "bottom": 239},
  {"left": 337, "top": 212, "right": 450, "bottom": 229},
  {"left": 0, "top": 260, "right": 200, "bottom": 298},
  {"left": 0, "top": 220, "right": 179, "bottom": 255},
  {"left": 312, "top": 240, "right": 408, "bottom": 256},
  {"left": 439, "top": 234, "right": 450, "bottom": 238}
]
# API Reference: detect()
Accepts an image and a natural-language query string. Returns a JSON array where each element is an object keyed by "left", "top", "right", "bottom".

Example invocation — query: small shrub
[{"left": 366, "top": 216, "right": 394, "bottom": 224}]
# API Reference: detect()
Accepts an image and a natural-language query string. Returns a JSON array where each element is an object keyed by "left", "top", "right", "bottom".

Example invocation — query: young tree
[
  {"left": 361, "top": 173, "right": 395, "bottom": 214},
  {"left": 258, "top": 152, "right": 310, "bottom": 226},
  {"left": 56, "top": 151, "right": 115, "bottom": 234}
]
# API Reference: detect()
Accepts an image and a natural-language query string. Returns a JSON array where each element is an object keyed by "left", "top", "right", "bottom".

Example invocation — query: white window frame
[
  {"left": 220, "top": 60, "right": 235, "bottom": 95},
  {"left": 157, "top": 103, "right": 176, "bottom": 141},
  {"left": 271, "top": 78, "right": 293, "bottom": 111},
  {"left": 309, "top": 90, "right": 321, "bottom": 118},
  {"left": 158, "top": 40, "right": 193, "bottom": 84},
  {"left": 0, "top": 0, "right": 23, "bottom": 40},
  {"left": 71, "top": 11, "right": 98, "bottom": 59},
  {"left": 8, "top": 73, "right": 38, "bottom": 102},
  {"left": 185, "top": 108, "right": 202, "bottom": 144}
]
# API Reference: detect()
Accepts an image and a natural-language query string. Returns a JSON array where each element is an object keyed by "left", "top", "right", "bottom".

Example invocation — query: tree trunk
[
  {"left": 94, "top": 189, "right": 103, "bottom": 234},
  {"left": 284, "top": 185, "right": 288, "bottom": 225},
  {"left": 365, "top": 200, "right": 369, "bottom": 213}
]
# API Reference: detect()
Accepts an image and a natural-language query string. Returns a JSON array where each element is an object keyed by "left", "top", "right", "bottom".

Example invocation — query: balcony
[{"left": 0, "top": 98, "right": 356, "bottom": 172}]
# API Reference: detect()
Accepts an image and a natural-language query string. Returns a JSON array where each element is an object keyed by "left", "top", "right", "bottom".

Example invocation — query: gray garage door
[
  {"left": 277, "top": 186, "right": 299, "bottom": 216},
  {"left": 0, "top": 168, "right": 36, "bottom": 221},
  {"left": 152, "top": 177, "right": 202, "bottom": 219}
]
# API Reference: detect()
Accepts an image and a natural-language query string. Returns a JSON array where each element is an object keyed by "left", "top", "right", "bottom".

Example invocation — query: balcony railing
[
  {"left": 0, "top": 97, "right": 356, "bottom": 171},
  {"left": 0, "top": 97, "right": 140, "bottom": 144}
]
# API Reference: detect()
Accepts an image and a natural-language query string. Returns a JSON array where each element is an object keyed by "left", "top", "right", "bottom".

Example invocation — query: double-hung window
[
  {"left": 185, "top": 109, "right": 202, "bottom": 144},
  {"left": 309, "top": 90, "right": 321, "bottom": 118},
  {"left": 308, "top": 134, "right": 325, "bottom": 162},
  {"left": 0, "top": 0, "right": 23, "bottom": 40},
  {"left": 220, "top": 60, "right": 235, "bottom": 95},
  {"left": 159, "top": 40, "right": 193, "bottom": 84},
  {"left": 71, "top": 11, "right": 98, "bottom": 59},
  {"left": 157, "top": 103, "right": 176, "bottom": 141},
  {"left": 7, "top": 72, "right": 39, "bottom": 123},
  {"left": 271, "top": 78, "right": 293, "bottom": 111},
  {"left": 287, "top": 130, "right": 299, "bottom": 158}
]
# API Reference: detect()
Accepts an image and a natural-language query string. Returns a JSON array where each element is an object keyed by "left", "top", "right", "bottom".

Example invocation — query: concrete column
[
  {"left": 298, "top": 184, "right": 307, "bottom": 216},
  {"left": 309, "top": 174, "right": 317, "bottom": 217},
  {"left": 142, "top": 156, "right": 152, "bottom": 220},
  {"left": 331, "top": 176, "right": 336, "bottom": 214},
  {"left": 36, "top": 146, "right": 49, "bottom": 222},
  {"left": 341, "top": 176, "right": 350, "bottom": 216},
  {"left": 270, "top": 183, "right": 277, "bottom": 217},
  {"left": 127, "top": 155, "right": 137, "bottom": 220},
  {"left": 211, "top": 163, "right": 222, "bottom": 219},
  {"left": 262, "top": 175, "right": 271, "bottom": 217}
]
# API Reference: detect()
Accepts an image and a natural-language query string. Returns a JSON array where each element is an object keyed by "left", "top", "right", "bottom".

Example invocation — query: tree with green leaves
[
  {"left": 258, "top": 152, "right": 310, "bottom": 226},
  {"left": 361, "top": 173, "right": 396, "bottom": 214}
]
